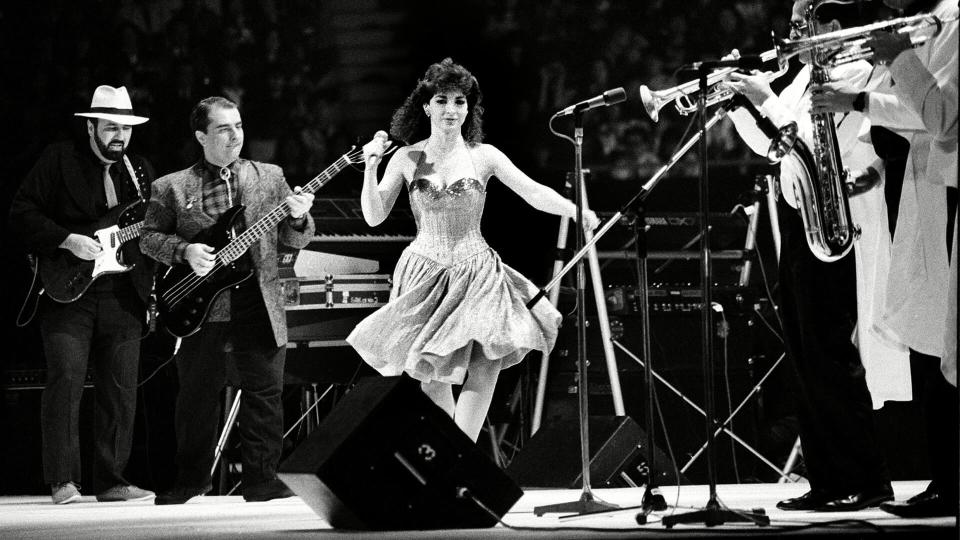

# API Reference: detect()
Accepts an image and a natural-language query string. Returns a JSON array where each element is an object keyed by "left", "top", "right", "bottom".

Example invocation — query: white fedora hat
[{"left": 75, "top": 85, "right": 149, "bottom": 125}]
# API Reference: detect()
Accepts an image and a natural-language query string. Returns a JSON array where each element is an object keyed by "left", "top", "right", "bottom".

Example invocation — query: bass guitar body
[{"left": 157, "top": 205, "right": 254, "bottom": 338}]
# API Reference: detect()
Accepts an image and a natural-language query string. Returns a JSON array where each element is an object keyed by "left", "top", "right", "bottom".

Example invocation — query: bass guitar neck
[{"left": 158, "top": 148, "right": 366, "bottom": 338}]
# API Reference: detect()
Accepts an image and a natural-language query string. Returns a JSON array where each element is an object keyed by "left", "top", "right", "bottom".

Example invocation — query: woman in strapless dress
[{"left": 346, "top": 58, "right": 598, "bottom": 442}]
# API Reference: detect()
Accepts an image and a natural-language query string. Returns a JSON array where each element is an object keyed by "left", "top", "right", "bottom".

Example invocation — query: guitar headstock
[
  {"left": 345, "top": 147, "right": 366, "bottom": 165},
  {"left": 344, "top": 137, "right": 398, "bottom": 166}
]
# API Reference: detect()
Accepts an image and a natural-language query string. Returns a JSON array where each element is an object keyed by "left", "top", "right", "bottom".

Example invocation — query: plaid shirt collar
[
  {"left": 197, "top": 157, "right": 243, "bottom": 217},
  {"left": 199, "top": 157, "right": 241, "bottom": 182}
]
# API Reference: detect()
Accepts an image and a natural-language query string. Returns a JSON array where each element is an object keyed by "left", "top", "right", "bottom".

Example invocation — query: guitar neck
[
  {"left": 218, "top": 154, "right": 351, "bottom": 264},
  {"left": 116, "top": 222, "right": 143, "bottom": 245}
]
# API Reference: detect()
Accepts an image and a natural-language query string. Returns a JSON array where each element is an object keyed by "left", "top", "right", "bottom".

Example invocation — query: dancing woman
[{"left": 347, "top": 58, "right": 599, "bottom": 442}]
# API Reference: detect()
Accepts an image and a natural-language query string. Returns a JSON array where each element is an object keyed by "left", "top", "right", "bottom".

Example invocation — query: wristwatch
[{"left": 852, "top": 91, "right": 867, "bottom": 113}]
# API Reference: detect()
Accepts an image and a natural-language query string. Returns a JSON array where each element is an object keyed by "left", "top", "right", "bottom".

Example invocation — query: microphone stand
[
  {"left": 527, "top": 107, "right": 732, "bottom": 310},
  {"left": 631, "top": 202, "right": 668, "bottom": 522},
  {"left": 659, "top": 65, "right": 769, "bottom": 529},
  {"left": 534, "top": 109, "right": 617, "bottom": 516},
  {"left": 530, "top": 99, "right": 739, "bottom": 520}
]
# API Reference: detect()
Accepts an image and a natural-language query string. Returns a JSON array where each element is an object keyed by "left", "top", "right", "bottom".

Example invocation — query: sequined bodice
[{"left": 407, "top": 177, "right": 488, "bottom": 265}]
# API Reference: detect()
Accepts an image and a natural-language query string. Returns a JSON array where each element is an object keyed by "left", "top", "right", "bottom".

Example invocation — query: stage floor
[{"left": 1, "top": 481, "right": 955, "bottom": 539}]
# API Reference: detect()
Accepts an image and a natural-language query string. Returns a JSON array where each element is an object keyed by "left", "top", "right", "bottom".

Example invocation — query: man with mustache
[{"left": 9, "top": 85, "right": 157, "bottom": 504}]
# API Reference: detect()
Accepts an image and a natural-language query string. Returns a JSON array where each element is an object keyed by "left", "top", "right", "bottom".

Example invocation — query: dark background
[{"left": 0, "top": 0, "right": 926, "bottom": 494}]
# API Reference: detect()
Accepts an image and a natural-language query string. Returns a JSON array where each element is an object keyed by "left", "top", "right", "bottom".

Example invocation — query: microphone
[
  {"left": 367, "top": 130, "right": 390, "bottom": 166},
  {"left": 556, "top": 87, "right": 627, "bottom": 116}
]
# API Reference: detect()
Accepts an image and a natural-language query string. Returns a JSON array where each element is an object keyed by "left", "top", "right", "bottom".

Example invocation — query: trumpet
[
  {"left": 639, "top": 49, "right": 786, "bottom": 122},
  {"left": 775, "top": 12, "right": 958, "bottom": 68}
]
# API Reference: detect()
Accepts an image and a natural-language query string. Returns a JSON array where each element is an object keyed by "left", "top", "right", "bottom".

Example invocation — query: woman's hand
[
  {"left": 363, "top": 130, "right": 393, "bottom": 169},
  {"left": 574, "top": 208, "right": 600, "bottom": 231},
  {"left": 585, "top": 209, "right": 600, "bottom": 231}
]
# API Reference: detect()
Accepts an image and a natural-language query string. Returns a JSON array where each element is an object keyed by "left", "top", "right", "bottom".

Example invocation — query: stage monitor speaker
[
  {"left": 506, "top": 416, "right": 682, "bottom": 488},
  {"left": 278, "top": 375, "right": 523, "bottom": 530}
]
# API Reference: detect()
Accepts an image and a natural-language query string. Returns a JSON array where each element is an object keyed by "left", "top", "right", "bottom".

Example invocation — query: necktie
[{"left": 104, "top": 163, "right": 118, "bottom": 209}]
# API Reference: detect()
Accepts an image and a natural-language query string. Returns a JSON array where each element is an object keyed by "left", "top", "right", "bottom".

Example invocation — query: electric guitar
[
  {"left": 39, "top": 200, "right": 147, "bottom": 303},
  {"left": 158, "top": 147, "right": 368, "bottom": 338}
]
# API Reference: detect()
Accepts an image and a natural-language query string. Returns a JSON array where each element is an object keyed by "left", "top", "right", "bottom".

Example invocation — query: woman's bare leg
[
  {"left": 420, "top": 379, "right": 455, "bottom": 418},
  {"left": 454, "top": 359, "right": 503, "bottom": 442}
]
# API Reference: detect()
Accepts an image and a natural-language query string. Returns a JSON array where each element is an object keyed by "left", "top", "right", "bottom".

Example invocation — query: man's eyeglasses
[{"left": 789, "top": 21, "right": 809, "bottom": 39}]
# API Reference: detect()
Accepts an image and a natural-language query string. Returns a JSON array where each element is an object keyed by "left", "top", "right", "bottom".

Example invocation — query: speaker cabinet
[
  {"left": 506, "top": 416, "right": 682, "bottom": 488},
  {"left": 278, "top": 376, "right": 523, "bottom": 530}
]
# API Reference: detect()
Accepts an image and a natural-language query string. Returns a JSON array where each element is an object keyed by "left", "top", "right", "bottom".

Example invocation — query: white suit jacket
[
  {"left": 728, "top": 61, "right": 912, "bottom": 406},
  {"left": 867, "top": 0, "right": 958, "bottom": 384}
]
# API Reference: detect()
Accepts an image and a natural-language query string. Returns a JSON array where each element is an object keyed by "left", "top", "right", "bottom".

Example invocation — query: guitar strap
[{"left": 121, "top": 155, "right": 145, "bottom": 201}]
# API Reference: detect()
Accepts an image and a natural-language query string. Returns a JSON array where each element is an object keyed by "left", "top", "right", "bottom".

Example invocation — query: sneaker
[
  {"left": 155, "top": 484, "right": 212, "bottom": 505},
  {"left": 51, "top": 482, "right": 81, "bottom": 505},
  {"left": 243, "top": 478, "right": 294, "bottom": 502},
  {"left": 96, "top": 484, "right": 155, "bottom": 502}
]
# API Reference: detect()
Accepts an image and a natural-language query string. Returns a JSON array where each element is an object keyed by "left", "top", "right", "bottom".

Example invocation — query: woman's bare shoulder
[{"left": 391, "top": 141, "right": 426, "bottom": 167}]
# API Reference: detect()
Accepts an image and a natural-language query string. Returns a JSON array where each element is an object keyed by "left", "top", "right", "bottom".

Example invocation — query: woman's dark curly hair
[{"left": 389, "top": 58, "right": 485, "bottom": 146}]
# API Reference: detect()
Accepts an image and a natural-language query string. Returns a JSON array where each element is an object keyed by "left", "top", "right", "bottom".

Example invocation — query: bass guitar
[
  {"left": 158, "top": 147, "right": 367, "bottom": 338},
  {"left": 40, "top": 200, "right": 147, "bottom": 303}
]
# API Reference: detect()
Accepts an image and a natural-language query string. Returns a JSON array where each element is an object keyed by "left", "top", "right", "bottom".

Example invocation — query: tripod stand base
[
  {"left": 660, "top": 500, "right": 768, "bottom": 528},
  {"left": 634, "top": 486, "right": 669, "bottom": 525},
  {"left": 643, "top": 486, "right": 668, "bottom": 511},
  {"left": 534, "top": 491, "right": 619, "bottom": 516}
]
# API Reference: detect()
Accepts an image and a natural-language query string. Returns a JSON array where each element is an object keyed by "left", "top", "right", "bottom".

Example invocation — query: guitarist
[
  {"left": 7, "top": 85, "right": 156, "bottom": 504},
  {"left": 140, "top": 96, "right": 315, "bottom": 504}
]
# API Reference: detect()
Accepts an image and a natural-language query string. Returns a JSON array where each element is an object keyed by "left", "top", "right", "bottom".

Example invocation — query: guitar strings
[
  {"left": 159, "top": 152, "right": 363, "bottom": 309},
  {"left": 160, "top": 203, "right": 291, "bottom": 307}
]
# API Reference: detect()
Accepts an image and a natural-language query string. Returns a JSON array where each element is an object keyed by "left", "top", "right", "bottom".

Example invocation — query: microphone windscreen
[{"left": 604, "top": 87, "right": 627, "bottom": 105}]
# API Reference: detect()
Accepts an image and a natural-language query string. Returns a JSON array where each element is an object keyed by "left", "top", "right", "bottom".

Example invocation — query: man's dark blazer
[{"left": 9, "top": 140, "right": 156, "bottom": 304}]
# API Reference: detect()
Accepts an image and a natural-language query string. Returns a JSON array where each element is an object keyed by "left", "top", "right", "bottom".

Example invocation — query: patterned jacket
[{"left": 140, "top": 158, "right": 314, "bottom": 346}]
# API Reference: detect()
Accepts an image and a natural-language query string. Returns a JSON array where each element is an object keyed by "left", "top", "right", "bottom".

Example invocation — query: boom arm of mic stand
[{"left": 526, "top": 103, "right": 735, "bottom": 309}]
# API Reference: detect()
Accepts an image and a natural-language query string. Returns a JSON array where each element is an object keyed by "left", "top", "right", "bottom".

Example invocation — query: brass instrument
[
  {"left": 775, "top": 10, "right": 957, "bottom": 68},
  {"left": 639, "top": 49, "right": 787, "bottom": 122},
  {"left": 717, "top": 94, "right": 801, "bottom": 166},
  {"left": 791, "top": 0, "right": 859, "bottom": 262}
]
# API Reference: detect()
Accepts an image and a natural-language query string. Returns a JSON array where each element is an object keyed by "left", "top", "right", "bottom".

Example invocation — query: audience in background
[{"left": 4, "top": 0, "right": 790, "bottom": 200}]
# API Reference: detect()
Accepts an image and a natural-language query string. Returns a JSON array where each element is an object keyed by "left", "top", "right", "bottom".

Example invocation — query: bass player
[{"left": 139, "top": 96, "right": 314, "bottom": 504}]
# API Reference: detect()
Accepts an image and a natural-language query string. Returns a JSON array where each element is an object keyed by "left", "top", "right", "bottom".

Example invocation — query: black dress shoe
[
  {"left": 819, "top": 484, "right": 894, "bottom": 512},
  {"left": 155, "top": 484, "right": 212, "bottom": 505},
  {"left": 243, "top": 478, "right": 294, "bottom": 502},
  {"left": 777, "top": 489, "right": 832, "bottom": 511},
  {"left": 880, "top": 489, "right": 957, "bottom": 518}
]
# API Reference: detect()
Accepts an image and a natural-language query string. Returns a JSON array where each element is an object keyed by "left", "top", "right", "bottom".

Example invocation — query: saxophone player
[
  {"left": 723, "top": 0, "right": 904, "bottom": 511},
  {"left": 811, "top": 0, "right": 958, "bottom": 519}
]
